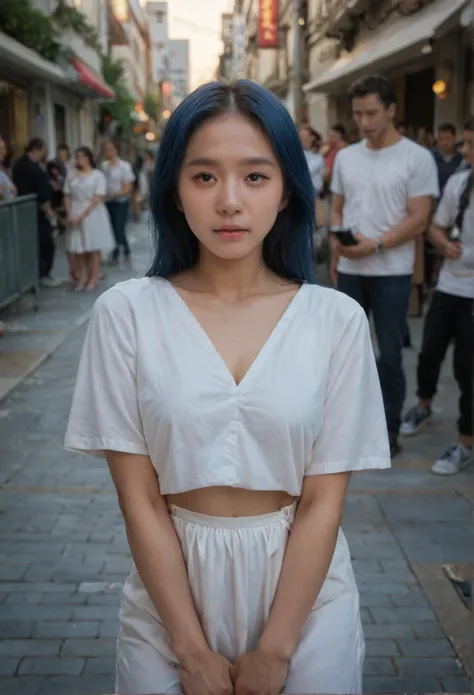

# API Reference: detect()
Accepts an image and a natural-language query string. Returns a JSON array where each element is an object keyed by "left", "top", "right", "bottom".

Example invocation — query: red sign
[{"left": 258, "top": 0, "right": 279, "bottom": 48}]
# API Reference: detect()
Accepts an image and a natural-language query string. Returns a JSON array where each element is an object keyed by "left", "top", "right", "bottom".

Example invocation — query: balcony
[{"left": 311, "top": 0, "right": 370, "bottom": 36}]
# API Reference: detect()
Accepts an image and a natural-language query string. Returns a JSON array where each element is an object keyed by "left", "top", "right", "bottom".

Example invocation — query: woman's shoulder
[
  {"left": 303, "top": 283, "right": 366, "bottom": 325},
  {"left": 93, "top": 277, "right": 166, "bottom": 317}
]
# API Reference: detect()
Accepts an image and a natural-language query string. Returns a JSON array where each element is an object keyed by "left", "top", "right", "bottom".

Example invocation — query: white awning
[
  {"left": 0, "top": 31, "right": 68, "bottom": 84},
  {"left": 303, "top": 0, "right": 468, "bottom": 93}
]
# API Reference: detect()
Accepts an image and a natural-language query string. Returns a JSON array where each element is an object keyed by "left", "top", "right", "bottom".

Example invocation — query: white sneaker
[
  {"left": 40, "top": 276, "right": 63, "bottom": 288},
  {"left": 431, "top": 442, "right": 472, "bottom": 476}
]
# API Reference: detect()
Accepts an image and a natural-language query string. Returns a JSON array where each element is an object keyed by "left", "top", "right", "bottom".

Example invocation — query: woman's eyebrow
[{"left": 186, "top": 156, "right": 276, "bottom": 168}]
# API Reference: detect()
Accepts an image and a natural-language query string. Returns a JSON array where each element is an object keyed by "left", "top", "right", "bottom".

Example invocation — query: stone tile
[
  {"left": 60, "top": 638, "right": 117, "bottom": 657},
  {"left": 37, "top": 674, "right": 114, "bottom": 695},
  {"left": 0, "top": 621, "right": 35, "bottom": 638},
  {"left": 396, "top": 657, "right": 465, "bottom": 676},
  {"left": 72, "top": 605, "right": 121, "bottom": 621},
  {"left": 33, "top": 621, "right": 100, "bottom": 639},
  {"left": 98, "top": 620, "right": 120, "bottom": 638},
  {"left": 397, "top": 638, "right": 456, "bottom": 657},
  {"left": 0, "top": 677, "right": 46, "bottom": 695},
  {"left": 363, "top": 657, "right": 396, "bottom": 675},
  {"left": 369, "top": 606, "right": 437, "bottom": 624},
  {"left": 441, "top": 675, "right": 472, "bottom": 692},
  {"left": 0, "top": 606, "right": 75, "bottom": 621},
  {"left": 365, "top": 640, "right": 400, "bottom": 657},
  {"left": 0, "top": 639, "right": 62, "bottom": 656},
  {"left": 364, "top": 675, "right": 442, "bottom": 694},
  {"left": 83, "top": 656, "right": 116, "bottom": 675},
  {"left": 0, "top": 656, "right": 21, "bottom": 675},
  {"left": 19, "top": 657, "right": 85, "bottom": 676},
  {"left": 377, "top": 494, "right": 472, "bottom": 521}
]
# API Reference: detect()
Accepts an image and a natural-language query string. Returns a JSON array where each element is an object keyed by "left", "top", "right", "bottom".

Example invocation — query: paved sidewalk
[{"left": 0, "top": 224, "right": 472, "bottom": 694}]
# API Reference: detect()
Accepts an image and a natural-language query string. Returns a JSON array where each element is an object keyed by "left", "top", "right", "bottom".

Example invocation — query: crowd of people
[
  {"left": 0, "top": 135, "right": 155, "bottom": 290},
  {"left": 298, "top": 74, "right": 472, "bottom": 477}
]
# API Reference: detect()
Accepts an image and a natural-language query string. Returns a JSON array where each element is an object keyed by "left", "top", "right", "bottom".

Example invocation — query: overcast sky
[{"left": 166, "top": 0, "right": 232, "bottom": 89}]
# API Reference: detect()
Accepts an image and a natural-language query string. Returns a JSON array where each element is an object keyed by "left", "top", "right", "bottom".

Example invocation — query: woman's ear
[
  {"left": 279, "top": 192, "right": 290, "bottom": 212},
  {"left": 175, "top": 194, "right": 183, "bottom": 212}
]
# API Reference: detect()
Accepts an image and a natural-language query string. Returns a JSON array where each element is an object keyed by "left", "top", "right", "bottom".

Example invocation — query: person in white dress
[
  {"left": 64, "top": 147, "right": 115, "bottom": 291},
  {"left": 65, "top": 80, "right": 391, "bottom": 695}
]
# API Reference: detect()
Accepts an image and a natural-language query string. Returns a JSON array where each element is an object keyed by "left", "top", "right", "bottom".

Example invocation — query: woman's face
[
  {"left": 75, "top": 151, "right": 89, "bottom": 170},
  {"left": 178, "top": 112, "right": 286, "bottom": 263}
]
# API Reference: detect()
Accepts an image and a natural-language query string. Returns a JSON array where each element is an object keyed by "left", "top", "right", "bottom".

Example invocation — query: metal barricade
[{"left": 0, "top": 195, "right": 39, "bottom": 310}]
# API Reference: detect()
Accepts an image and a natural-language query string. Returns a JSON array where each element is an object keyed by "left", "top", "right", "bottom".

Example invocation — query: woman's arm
[
  {"left": 107, "top": 451, "right": 234, "bottom": 695},
  {"left": 105, "top": 450, "right": 211, "bottom": 660},
  {"left": 231, "top": 474, "right": 349, "bottom": 695},
  {"left": 258, "top": 472, "right": 350, "bottom": 658}
]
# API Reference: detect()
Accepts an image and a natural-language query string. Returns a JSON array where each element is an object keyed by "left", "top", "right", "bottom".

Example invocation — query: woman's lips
[{"left": 213, "top": 228, "right": 248, "bottom": 239}]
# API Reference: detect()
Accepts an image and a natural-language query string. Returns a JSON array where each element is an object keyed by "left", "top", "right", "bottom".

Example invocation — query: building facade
[
  {"left": 0, "top": 0, "right": 114, "bottom": 156},
  {"left": 109, "top": 0, "right": 151, "bottom": 103},
  {"left": 147, "top": 2, "right": 190, "bottom": 109},
  {"left": 303, "top": 0, "right": 471, "bottom": 137}
]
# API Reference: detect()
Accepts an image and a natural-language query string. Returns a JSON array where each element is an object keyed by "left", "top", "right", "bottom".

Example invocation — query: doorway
[{"left": 405, "top": 67, "right": 435, "bottom": 134}]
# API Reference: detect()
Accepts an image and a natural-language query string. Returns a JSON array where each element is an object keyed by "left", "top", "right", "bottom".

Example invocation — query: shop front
[{"left": 303, "top": 0, "right": 469, "bottom": 136}]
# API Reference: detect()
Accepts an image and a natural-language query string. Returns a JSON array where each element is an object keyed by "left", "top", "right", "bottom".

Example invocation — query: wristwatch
[{"left": 374, "top": 239, "right": 384, "bottom": 255}]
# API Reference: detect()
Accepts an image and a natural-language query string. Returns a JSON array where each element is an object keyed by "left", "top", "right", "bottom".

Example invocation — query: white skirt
[
  {"left": 66, "top": 203, "right": 115, "bottom": 255},
  {"left": 116, "top": 503, "right": 364, "bottom": 695}
]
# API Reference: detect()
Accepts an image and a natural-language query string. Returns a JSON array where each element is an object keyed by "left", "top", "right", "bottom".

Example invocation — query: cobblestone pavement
[{"left": 0, "top": 223, "right": 472, "bottom": 695}]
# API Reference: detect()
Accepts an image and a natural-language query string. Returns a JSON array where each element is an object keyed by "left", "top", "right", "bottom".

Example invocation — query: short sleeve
[
  {"left": 94, "top": 170, "right": 107, "bottom": 197},
  {"left": 63, "top": 172, "right": 73, "bottom": 196},
  {"left": 306, "top": 301, "right": 391, "bottom": 476},
  {"left": 433, "top": 175, "right": 460, "bottom": 229},
  {"left": 65, "top": 289, "right": 148, "bottom": 458},
  {"left": 122, "top": 162, "right": 136, "bottom": 184},
  {"left": 407, "top": 148, "right": 439, "bottom": 200},
  {"left": 329, "top": 151, "right": 344, "bottom": 196}
]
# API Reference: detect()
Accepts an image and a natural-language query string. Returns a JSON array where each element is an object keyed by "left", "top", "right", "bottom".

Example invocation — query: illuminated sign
[{"left": 257, "top": 0, "right": 279, "bottom": 49}]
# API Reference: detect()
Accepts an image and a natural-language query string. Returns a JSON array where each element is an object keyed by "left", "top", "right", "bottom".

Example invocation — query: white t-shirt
[
  {"left": 64, "top": 277, "right": 390, "bottom": 496},
  {"left": 331, "top": 137, "right": 439, "bottom": 276},
  {"left": 304, "top": 150, "right": 324, "bottom": 195},
  {"left": 101, "top": 159, "right": 135, "bottom": 202},
  {"left": 434, "top": 169, "right": 474, "bottom": 299}
]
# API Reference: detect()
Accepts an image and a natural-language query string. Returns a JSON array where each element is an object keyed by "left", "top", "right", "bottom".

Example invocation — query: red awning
[{"left": 71, "top": 56, "right": 115, "bottom": 100}]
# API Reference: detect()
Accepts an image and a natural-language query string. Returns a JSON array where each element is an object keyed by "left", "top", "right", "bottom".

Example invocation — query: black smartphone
[{"left": 332, "top": 227, "right": 358, "bottom": 247}]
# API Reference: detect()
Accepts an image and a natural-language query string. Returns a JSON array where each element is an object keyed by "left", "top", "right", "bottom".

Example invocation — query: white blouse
[{"left": 65, "top": 277, "right": 391, "bottom": 495}]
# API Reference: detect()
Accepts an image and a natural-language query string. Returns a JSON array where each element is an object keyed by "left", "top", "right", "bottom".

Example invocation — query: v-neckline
[{"left": 161, "top": 277, "right": 306, "bottom": 390}]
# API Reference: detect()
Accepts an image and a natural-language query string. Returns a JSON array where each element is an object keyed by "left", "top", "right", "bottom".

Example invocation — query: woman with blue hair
[{"left": 65, "top": 80, "right": 390, "bottom": 695}]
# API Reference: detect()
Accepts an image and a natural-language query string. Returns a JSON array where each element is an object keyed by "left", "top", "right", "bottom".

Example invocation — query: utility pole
[{"left": 291, "top": 0, "right": 303, "bottom": 124}]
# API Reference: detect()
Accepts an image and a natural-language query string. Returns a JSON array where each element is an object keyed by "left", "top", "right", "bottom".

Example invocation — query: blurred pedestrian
[
  {"left": 64, "top": 147, "right": 114, "bottom": 292},
  {"left": 12, "top": 138, "right": 61, "bottom": 287},
  {"left": 401, "top": 119, "right": 474, "bottom": 475},
  {"left": 330, "top": 75, "right": 439, "bottom": 457},
  {"left": 101, "top": 140, "right": 135, "bottom": 266}
]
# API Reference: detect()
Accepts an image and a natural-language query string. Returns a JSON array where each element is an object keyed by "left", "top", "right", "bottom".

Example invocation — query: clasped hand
[{"left": 180, "top": 648, "right": 289, "bottom": 695}]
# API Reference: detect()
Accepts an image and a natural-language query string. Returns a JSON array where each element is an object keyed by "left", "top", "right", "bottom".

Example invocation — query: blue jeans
[
  {"left": 106, "top": 201, "right": 130, "bottom": 260},
  {"left": 337, "top": 273, "right": 412, "bottom": 438}
]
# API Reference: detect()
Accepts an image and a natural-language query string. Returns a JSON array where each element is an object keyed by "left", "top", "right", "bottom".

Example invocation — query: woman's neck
[{"left": 185, "top": 248, "right": 276, "bottom": 300}]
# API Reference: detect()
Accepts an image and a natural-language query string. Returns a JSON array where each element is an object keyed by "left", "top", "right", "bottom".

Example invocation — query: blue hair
[{"left": 147, "top": 80, "right": 317, "bottom": 284}]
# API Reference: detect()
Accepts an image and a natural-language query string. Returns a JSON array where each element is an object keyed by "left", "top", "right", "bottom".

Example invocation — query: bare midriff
[{"left": 166, "top": 486, "right": 297, "bottom": 518}]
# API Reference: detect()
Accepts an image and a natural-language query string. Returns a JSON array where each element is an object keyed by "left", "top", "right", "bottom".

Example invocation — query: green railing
[{"left": 0, "top": 195, "right": 39, "bottom": 310}]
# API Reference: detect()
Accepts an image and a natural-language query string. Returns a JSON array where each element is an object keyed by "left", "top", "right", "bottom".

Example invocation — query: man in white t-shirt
[
  {"left": 330, "top": 75, "right": 439, "bottom": 457},
  {"left": 400, "top": 120, "right": 474, "bottom": 476},
  {"left": 101, "top": 140, "right": 136, "bottom": 265}
]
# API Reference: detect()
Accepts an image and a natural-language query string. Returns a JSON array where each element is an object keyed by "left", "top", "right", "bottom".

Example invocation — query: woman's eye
[
  {"left": 194, "top": 173, "right": 213, "bottom": 183},
  {"left": 246, "top": 173, "right": 267, "bottom": 183}
]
